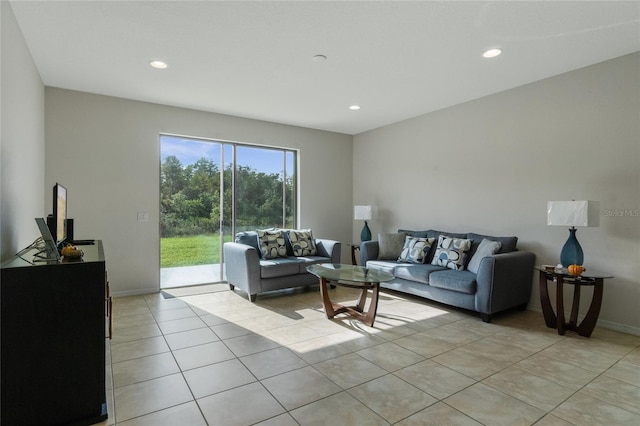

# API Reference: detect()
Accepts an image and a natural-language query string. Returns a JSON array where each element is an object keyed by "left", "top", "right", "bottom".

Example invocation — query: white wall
[
  {"left": 0, "top": 1, "right": 45, "bottom": 261},
  {"left": 45, "top": 88, "right": 353, "bottom": 296},
  {"left": 354, "top": 53, "right": 640, "bottom": 334}
]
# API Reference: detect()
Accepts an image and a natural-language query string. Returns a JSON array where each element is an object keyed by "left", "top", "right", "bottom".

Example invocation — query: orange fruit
[{"left": 568, "top": 264, "right": 585, "bottom": 276}]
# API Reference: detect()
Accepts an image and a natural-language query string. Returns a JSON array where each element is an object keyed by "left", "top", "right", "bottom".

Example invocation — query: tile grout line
[{"left": 107, "top": 290, "right": 640, "bottom": 425}]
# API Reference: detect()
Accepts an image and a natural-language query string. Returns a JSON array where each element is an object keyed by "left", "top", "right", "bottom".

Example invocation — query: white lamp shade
[
  {"left": 354, "top": 205, "right": 372, "bottom": 221},
  {"left": 547, "top": 201, "right": 599, "bottom": 227}
]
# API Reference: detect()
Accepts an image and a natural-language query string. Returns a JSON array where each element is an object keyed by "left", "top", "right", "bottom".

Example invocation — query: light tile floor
[{"left": 100, "top": 285, "right": 640, "bottom": 425}]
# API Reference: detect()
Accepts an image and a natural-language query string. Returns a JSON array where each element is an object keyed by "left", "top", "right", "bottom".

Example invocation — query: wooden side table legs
[
  {"left": 556, "top": 275, "right": 567, "bottom": 335},
  {"left": 351, "top": 244, "right": 360, "bottom": 266},
  {"left": 576, "top": 279, "right": 603, "bottom": 337},
  {"left": 539, "top": 270, "right": 604, "bottom": 338},
  {"left": 539, "top": 270, "right": 556, "bottom": 328}
]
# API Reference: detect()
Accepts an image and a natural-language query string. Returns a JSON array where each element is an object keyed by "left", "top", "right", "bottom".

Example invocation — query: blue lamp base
[
  {"left": 360, "top": 221, "right": 372, "bottom": 242},
  {"left": 560, "top": 227, "right": 584, "bottom": 267}
]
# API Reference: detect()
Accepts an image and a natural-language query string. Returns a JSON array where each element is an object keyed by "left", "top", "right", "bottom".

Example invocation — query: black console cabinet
[{"left": 1, "top": 241, "right": 108, "bottom": 425}]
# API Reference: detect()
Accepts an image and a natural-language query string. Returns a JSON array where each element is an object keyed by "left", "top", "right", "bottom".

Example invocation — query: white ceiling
[{"left": 9, "top": 1, "right": 640, "bottom": 135}]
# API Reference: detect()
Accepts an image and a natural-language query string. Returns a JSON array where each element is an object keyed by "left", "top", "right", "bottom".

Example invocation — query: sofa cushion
[
  {"left": 398, "top": 236, "right": 435, "bottom": 264},
  {"left": 394, "top": 263, "right": 446, "bottom": 284},
  {"left": 467, "top": 239, "right": 502, "bottom": 274},
  {"left": 429, "top": 269, "right": 477, "bottom": 294},
  {"left": 257, "top": 229, "right": 288, "bottom": 259},
  {"left": 431, "top": 230, "right": 468, "bottom": 240},
  {"left": 259, "top": 257, "right": 302, "bottom": 278},
  {"left": 365, "top": 260, "right": 399, "bottom": 275},
  {"left": 294, "top": 256, "right": 331, "bottom": 273},
  {"left": 397, "top": 229, "right": 430, "bottom": 238},
  {"left": 288, "top": 229, "right": 317, "bottom": 256},
  {"left": 467, "top": 233, "right": 518, "bottom": 254},
  {"left": 378, "top": 232, "right": 407, "bottom": 260},
  {"left": 431, "top": 235, "right": 472, "bottom": 271}
]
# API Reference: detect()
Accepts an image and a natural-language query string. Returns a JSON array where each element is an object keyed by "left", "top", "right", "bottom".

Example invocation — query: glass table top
[
  {"left": 535, "top": 265, "right": 613, "bottom": 280},
  {"left": 307, "top": 263, "right": 394, "bottom": 283}
]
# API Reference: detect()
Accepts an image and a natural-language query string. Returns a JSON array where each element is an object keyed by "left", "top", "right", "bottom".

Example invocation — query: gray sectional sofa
[
  {"left": 224, "top": 230, "right": 341, "bottom": 301},
  {"left": 361, "top": 229, "right": 535, "bottom": 322}
]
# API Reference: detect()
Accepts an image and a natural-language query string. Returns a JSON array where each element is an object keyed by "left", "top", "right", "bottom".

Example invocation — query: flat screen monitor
[
  {"left": 35, "top": 217, "right": 61, "bottom": 262},
  {"left": 52, "top": 183, "right": 67, "bottom": 246}
]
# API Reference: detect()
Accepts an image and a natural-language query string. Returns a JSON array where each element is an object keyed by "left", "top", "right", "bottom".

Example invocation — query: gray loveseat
[
  {"left": 361, "top": 229, "right": 535, "bottom": 322},
  {"left": 224, "top": 230, "right": 341, "bottom": 301}
]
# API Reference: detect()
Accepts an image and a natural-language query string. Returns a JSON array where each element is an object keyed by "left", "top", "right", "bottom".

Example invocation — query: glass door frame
[{"left": 161, "top": 133, "right": 297, "bottom": 286}]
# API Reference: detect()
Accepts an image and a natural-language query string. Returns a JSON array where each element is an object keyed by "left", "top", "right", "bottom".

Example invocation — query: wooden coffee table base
[{"left": 318, "top": 276, "right": 380, "bottom": 327}]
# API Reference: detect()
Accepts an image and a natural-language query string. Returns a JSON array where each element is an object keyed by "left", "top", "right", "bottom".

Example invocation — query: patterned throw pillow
[
  {"left": 288, "top": 229, "right": 317, "bottom": 256},
  {"left": 398, "top": 236, "right": 435, "bottom": 264},
  {"left": 257, "top": 229, "right": 288, "bottom": 259},
  {"left": 431, "top": 235, "right": 472, "bottom": 271}
]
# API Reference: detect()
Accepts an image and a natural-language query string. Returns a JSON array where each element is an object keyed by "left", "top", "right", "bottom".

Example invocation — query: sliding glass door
[{"left": 160, "top": 135, "right": 296, "bottom": 288}]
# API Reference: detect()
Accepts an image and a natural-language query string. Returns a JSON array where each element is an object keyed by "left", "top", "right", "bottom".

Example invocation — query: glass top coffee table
[{"left": 307, "top": 263, "right": 394, "bottom": 327}]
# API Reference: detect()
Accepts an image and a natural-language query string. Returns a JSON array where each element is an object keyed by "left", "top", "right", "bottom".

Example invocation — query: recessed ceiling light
[
  {"left": 150, "top": 60, "right": 168, "bottom": 69},
  {"left": 482, "top": 48, "right": 502, "bottom": 58},
  {"left": 312, "top": 54, "right": 327, "bottom": 62},
  {"left": 349, "top": 105, "right": 361, "bottom": 111}
]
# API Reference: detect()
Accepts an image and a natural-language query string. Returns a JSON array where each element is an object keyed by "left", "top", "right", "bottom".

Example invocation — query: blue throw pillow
[
  {"left": 235, "top": 231, "right": 260, "bottom": 252},
  {"left": 467, "top": 239, "right": 502, "bottom": 274}
]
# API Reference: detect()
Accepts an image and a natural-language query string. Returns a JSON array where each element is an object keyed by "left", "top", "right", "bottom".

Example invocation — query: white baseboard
[
  {"left": 112, "top": 287, "right": 159, "bottom": 298},
  {"left": 594, "top": 319, "right": 640, "bottom": 337},
  {"left": 527, "top": 304, "right": 640, "bottom": 337}
]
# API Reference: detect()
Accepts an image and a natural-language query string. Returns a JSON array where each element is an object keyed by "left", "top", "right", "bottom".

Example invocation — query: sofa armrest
[
  {"left": 223, "top": 242, "right": 261, "bottom": 297},
  {"left": 315, "top": 239, "right": 342, "bottom": 263},
  {"left": 475, "top": 251, "right": 536, "bottom": 315},
  {"left": 360, "top": 241, "right": 379, "bottom": 265}
]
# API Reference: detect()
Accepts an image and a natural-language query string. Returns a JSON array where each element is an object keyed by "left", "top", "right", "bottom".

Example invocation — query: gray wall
[
  {"left": 3, "top": 0, "right": 638, "bottom": 332},
  {"left": 353, "top": 53, "right": 640, "bottom": 334},
  {"left": 44, "top": 88, "right": 353, "bottom": 296},
  {"left": 0, "top": 1, "right": 45, "bottom": 260}
]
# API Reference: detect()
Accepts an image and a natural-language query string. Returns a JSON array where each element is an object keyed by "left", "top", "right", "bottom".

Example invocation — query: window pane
[
  {"left": 235, "top": 146, "right": 286, "bottom": 231},
  {"left": 160, "top": 135, "right": 222, "bottom": 269},
  {"left": 285, "top": 151, "right": 296, "bottom": 228}
]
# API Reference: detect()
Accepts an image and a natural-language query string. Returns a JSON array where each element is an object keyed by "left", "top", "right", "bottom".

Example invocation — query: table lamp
[
  {"left": 547, "top": 200, "right": 599, "bottom": 267},
  {"left": 354, "top": 205, "right": 373, "bottom": 241}
]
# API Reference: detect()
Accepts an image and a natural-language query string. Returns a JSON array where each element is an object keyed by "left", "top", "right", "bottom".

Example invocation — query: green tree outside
[{"left": 160, "top": 155, "right": 294, "bottom": 267}]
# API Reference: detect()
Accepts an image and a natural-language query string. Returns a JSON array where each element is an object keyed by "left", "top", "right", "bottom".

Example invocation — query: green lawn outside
[{"left": 161, "top": 234, "right": 233, "bottom": 268}]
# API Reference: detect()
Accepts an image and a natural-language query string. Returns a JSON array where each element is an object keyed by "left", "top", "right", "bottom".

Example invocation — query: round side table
[{"left": 536, "top": 266, "right": 613, "bottom": 337}]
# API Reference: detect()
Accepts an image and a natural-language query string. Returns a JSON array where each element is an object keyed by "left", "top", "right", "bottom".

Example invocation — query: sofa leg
[
  {"left": 229, "top": 283, "right": 235, "bottom": 290},
  {"left": 480, "top": 313, "right": 492, "bottom": 323},
  {"left": 249, "top": 294, "right": 257, "bottom": 302}
]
